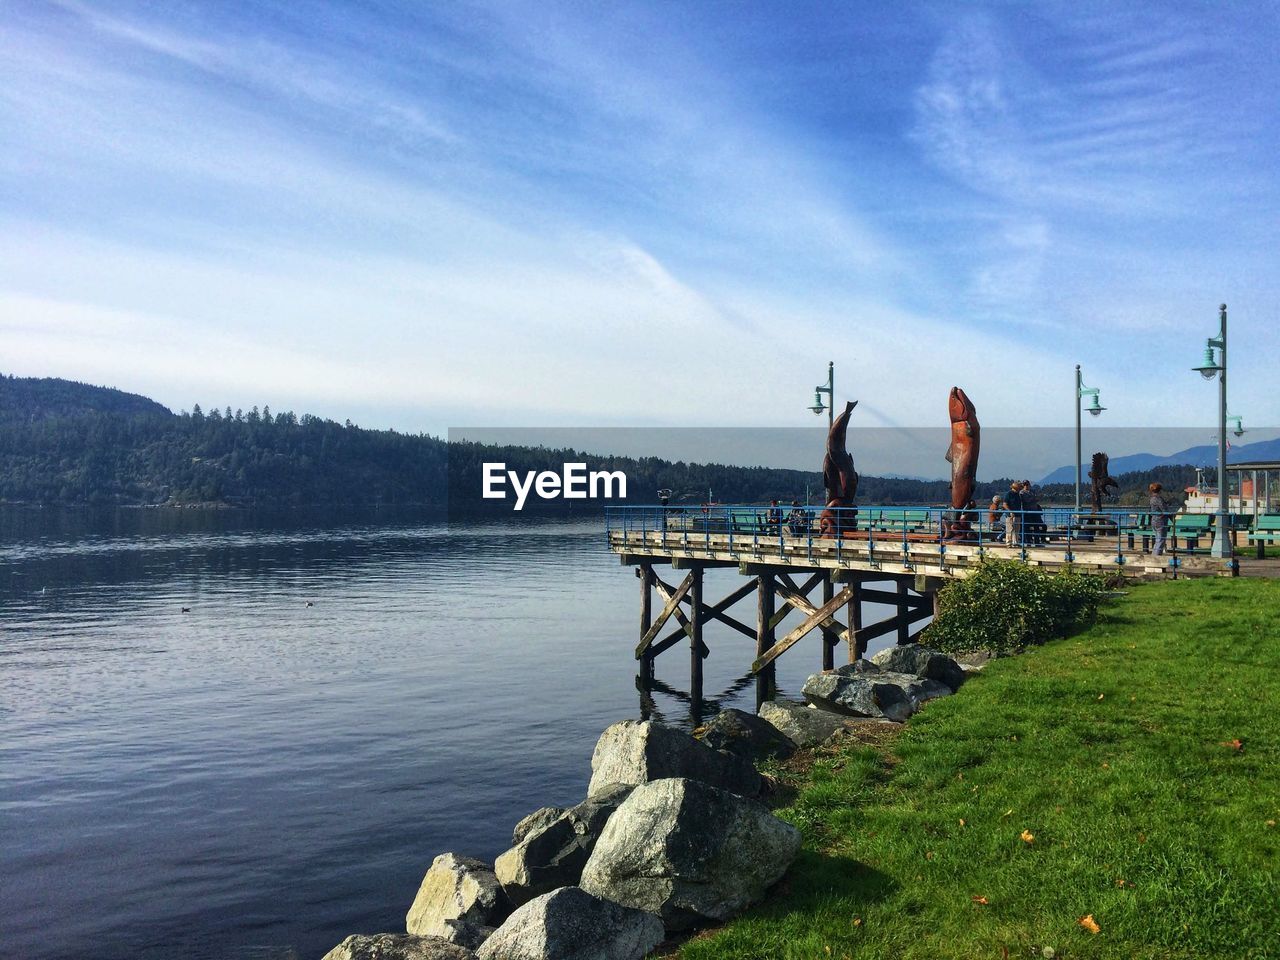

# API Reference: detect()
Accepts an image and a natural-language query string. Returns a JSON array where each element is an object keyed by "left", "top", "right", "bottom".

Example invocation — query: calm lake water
[{"left": 0, "top": 507, "right": 900, "bottom": 960}]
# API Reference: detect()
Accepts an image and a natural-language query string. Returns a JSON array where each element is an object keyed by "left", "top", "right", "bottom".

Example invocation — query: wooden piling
[
  {"left": 689, "top": 565, "right": 704, "bottom": 707},
  {"left": 820, "top": 575, "right": 836, "bottom": 670},
  {"left": 639, "top": 563, "right": 654, "bottom": 682},
  {"left": 756, "top": 571, "right": 776, "bottom": 708},
  {"left": 848, "top": 578, "right": 864, "bottom": 662},
  {"left": 896, "top": 578, "right": 910, "bottom": 645}
]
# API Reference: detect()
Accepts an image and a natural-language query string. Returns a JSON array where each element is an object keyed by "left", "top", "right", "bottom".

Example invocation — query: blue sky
[{"left": 2, "top": 0, "right": 1277, "bottom": 435}]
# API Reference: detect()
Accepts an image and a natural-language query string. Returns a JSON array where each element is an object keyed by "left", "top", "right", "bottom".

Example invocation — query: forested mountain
[{"left": 0, "top": 375, "right": 1197, "bottom": 508}]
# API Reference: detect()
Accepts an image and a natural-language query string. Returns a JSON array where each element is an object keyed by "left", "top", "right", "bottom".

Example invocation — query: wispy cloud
[{"left": 1, "top": 1, "right": 1276, "bottom": 430}]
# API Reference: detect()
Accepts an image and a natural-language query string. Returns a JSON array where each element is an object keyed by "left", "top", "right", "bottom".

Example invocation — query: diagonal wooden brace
[
  {"left": 752, "top": 584, "right": 854, "bottom": 672},
  {"left": 636, "top": 572, "right": 693, "bottom": 658},
  {"left": 774, "top": 580, "right": 851, "bottom": 645}
]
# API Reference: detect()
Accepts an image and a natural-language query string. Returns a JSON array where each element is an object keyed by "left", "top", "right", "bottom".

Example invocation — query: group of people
[
  {"left": 989, "top": 480, "right": 1046, "bottom": 546},
  {"left": 755, "top": 480, "right": 1175, "bottom": 555},
  {"left": 767, "top": 499, "right": 811, "bottom": 536}
]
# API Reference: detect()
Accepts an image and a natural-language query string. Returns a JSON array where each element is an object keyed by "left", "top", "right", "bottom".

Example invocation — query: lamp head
[
  {"left": 1193, "top": 343, "right": 1221, "bottom": 380},
  {"left": 1087, "top": 395, "right": 1106, "bottom": 417},
  {"left": 810, "top": 390, "right": 826, "bottom": 415}
]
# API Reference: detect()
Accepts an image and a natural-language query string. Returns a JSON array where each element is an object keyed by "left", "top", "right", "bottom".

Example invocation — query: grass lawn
[{"left": 677, "top": 578, "right": 1280, "bottom": 960}]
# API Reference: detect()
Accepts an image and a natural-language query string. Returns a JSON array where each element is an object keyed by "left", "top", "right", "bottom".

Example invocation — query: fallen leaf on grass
[
  {"left": 925, "top": 850, "right": 935, "bottom": 860},
  {"left": 1266, "top": 820, "right": 1276, "bottom": 828},
  {"left": 851, "top": 917, "right": 862, "bottom": 927},
  {"left": 959, "top": 818, "right": 966, "bottom": 827},
  {"left": 1079, "top": 914, "right": 1101, "bottom": 934},
  {"left": 1101, "top": 762, "right": 1110, "bottom": 769},
  {"left": 1002, "top": 809, "right": 1014, "bottom": 817},
  {"left": 1020, "top": 829, "right": 1035, "bottom": 844},
  {"left": 971, "top": 895, "right": 989, "bottom": 905},
  {"left": 1097, "top": 693, "right": 1105, "bottom": 701},
  {"left": 1221, "top": 739, "right": 1244, "bottom": 751}
]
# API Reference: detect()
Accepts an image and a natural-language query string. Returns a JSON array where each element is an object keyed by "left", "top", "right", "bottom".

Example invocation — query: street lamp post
[
  {"left": 807, "top": 360, "right": 837, "bottom": 663},
  {"left": 809, "top": 360, "right": 835, "bottom": 429},
  {"left": 1074, "top": 365, "right": 1106, "bottom": 513},
  {"left": 1192, "top": 304, "right": 1232, "bottom": 559}
]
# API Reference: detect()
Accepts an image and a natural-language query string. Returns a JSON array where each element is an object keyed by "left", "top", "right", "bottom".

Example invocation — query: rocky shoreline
[{"left": 321, "top": 644, "right": 983, "bottom": 960}]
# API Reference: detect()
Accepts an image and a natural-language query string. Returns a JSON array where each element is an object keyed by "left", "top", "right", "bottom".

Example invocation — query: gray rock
[
  {"left": 802, "top": 662, "right": 952, "bottom": 721},
  {"left": 579, "top": 777, "right": 802, "bottom": 931},
  {"left": 406, "top": 854, "right": 510, "bottom": 942},
  {"left": 512, "top": 807, "right": 566, "bottom": 845},
  {"left": 696, "top": 708, "right": 795, "bottom": 763},
  {"left": 870, "top": 643, "right": 966, "bottom": 691},
  {"left": 587, "top": 720, "right": 760, "bottom": 799},
  {"left": 756, "top": 700, "right": 850, "bottom": 748},
  {"left": 495, "top": 785, "right": 632, "bottom": 906},
  {"left": 438, "top": 920, "right": 496, "bottom": 951},
  {"left": 476, "top": 886, "right": 663, "bottom": 960},
  {"left": 321, "top": 933, "right": 475, "bottom": 960},
  {"left": 952, "top": 649, "right": 998, "bottom": 676}
]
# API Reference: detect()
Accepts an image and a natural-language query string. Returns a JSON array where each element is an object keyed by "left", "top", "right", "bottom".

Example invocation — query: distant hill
[
  {"left": 0, "top": 374, "right": 172, "bottom": 419},
  {"left": 1040, "top": 436, "right": 1280, "bottom": 485},
  {"left": 2, "top": 374, "right": 1004, "bottom": 507}
]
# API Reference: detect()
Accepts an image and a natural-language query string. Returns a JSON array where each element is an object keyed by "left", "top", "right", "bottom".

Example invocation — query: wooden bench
[{"left": 1248, "top": 514, "right": 1280, "bottom": 558}]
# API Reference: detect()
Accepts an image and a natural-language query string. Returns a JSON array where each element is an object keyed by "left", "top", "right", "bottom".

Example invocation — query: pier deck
[{"left": 608, "top": 505, "right": 1233, "bottom": 711}]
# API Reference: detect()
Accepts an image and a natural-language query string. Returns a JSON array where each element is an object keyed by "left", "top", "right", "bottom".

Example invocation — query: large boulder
[
  {"left": 579, "top": 777, "right": 802, "bottom": 931},
  {"left": 476, "top": 886, "right": 663, "bottom": 960},
  {"left": 802, "top": 661, "right": 952, "bottom": 722},
  {"left": 696, "top": 708, "right": 795, "bottom": 763},
  {"left": 406, "top": 854, "right": 510, "bottom": 946},
  {"left": 756, "top": 700, "right": 850, "bottom": 748},
  {"left": 322, "top": 933, "right": 475, "bottom": 960},
  {"left": 495, "top": 785, "right": 632, "bottom": 905},
  {"left": 587, "top": 720, "right": 760, "bottom": 799},
  {"left": 511, "top": 807, "right": 566, "bottom": 846},
  {"left": 870, "top": 643, "right": 966, "bottom": 691}
]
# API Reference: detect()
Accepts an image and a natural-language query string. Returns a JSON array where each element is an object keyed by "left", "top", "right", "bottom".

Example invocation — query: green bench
[
  {"left": 872, "top": 509, "right": 933, "bottom": 535},
  {"left": 1248, "top": 514, "right": 1280, "bottom": 558},
  {"left": 730, "top": 509, "right": 770, "bottom": 534},
  {"left": 1172, "top": 513, "right": 1214, "bottom": 551}
]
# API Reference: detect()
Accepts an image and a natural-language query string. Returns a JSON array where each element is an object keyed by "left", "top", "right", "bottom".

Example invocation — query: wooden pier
[{"left": 611, "top": 513, "right": 1226, "bottom": 710}]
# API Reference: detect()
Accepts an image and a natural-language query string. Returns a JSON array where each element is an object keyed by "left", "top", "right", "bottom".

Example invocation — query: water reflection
[{"left": 0, "top": 506, "right": 893, "bottom": 960}]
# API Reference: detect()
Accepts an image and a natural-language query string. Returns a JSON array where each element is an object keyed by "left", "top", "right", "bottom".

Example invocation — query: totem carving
[
  {"left": 818, "top": 401, "right": 859, "bottom": 536},
  {"left": 943, "top": 387, "right": 981, "bottom": 541},
  {"left": 1089, "top": 452, "right": 1118, "bottom": 513}
]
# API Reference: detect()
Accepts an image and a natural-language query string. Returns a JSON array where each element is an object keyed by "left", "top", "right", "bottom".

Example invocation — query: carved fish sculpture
[
  {"left": 818, "top": 401, "right": 858, "bottom": 536},
  {"left": 1089, "top": 452, "right": 1118, "bottom": 513},
  {"left": 945, "top": 387, "right": 979, "bottom": 510}
]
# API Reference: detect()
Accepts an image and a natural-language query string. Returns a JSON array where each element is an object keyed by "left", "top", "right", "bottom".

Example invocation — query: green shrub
[{"left": 922, "top": 559, "right": 1106, "bottom": 655}]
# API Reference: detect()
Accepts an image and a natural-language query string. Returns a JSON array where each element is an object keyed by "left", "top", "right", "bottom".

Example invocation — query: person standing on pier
[
  {"left": 1002, "top": 481, "right": 1024, "bottom": 546},
  {"left": 1149, "top": 483, "right": 1172, "bottom": 556},
  {"left": 767, "top": 499, "right": 783, "bottom": 530},
  {"left": 988, "top": 494, "right": 1005, "bottom": 541},
  {"left": 787, "top": 500, "right": 808, "bottom": 536}
]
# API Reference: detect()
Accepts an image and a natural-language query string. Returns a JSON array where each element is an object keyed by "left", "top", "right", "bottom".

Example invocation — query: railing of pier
[{"left": 604, "top": 504, "right": 1203, "bottom": 570}]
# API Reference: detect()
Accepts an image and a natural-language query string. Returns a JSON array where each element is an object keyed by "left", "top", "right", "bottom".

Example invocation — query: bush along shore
[{"left": 321, "top": 568, "right": 1277, "bottom": 960}]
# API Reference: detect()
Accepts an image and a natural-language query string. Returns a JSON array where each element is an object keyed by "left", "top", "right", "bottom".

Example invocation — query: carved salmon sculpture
[
  {"left": 818, "top": 401, "right": 858, "bottom": 536},
  {"left": 945, "top": 387, "right": 980, "bottom": 510}
]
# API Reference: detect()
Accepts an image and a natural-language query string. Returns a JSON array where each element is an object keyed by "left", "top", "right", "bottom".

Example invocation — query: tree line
[{"left": 0, "top": 375, "right": 1196, "bottom": 508}]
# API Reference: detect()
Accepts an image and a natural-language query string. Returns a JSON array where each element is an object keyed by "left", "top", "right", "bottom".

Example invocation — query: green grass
[{"left": 678, "top": 579, "right": 1280, "bottom": 960}]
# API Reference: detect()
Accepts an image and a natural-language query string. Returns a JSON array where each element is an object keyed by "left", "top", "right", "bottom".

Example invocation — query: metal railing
[{"left": 604, "top": 504, "right": 1216, "bottom": 569}]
